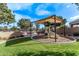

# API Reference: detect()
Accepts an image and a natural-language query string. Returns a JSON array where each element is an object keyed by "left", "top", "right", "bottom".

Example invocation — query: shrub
[{"left": 16, "top": 50, "right": 77, "bottom": 56}]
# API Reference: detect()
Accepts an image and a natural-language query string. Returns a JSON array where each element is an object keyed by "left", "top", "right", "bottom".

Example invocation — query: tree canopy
[
  {"left": 0, "top": 3, "right": 15, "bottom": 24},
  {"left": 17, "top": 18, "right": 32, "bottom": 30},
  {"left": 10, "top": 26, "right": 19, "bottom": 31}
]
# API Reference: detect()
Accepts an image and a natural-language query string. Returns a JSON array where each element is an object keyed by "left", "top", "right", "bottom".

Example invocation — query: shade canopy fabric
[{"left": 35, "top": 16, "right": 64, "bottom": 24}]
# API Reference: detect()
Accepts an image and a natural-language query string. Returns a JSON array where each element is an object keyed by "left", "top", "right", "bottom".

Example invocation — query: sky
[{"left": 6, "top": 3, "right": 79, "bottom": 27}]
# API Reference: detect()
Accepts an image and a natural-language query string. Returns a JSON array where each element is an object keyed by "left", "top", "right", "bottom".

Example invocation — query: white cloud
[
  {"left": 70, "top": 15, "right": 79, "bottom": 21},
  {"left": 36, "top": 10, "right": 51, "bottom": 15},
  {"left": 36, "top": 4, "right": 50, "bottom": 10},
  {"left": 66, "top": 15, "right": 79, "bottom": 27},
  {"left": 8, "top": 13, "right": 34, "bottom": 27},
  {"left": 35, "top": 4, "right": 51, "bottom": 16},
  {"left": 15, "top": 13, "right": 26, "bottom": 20},
  {"left": 63, "top": 3, "right": 77, "bottom": 9},
  {"left": 65, "top": 4, "right": 74, "bottom": 8},
  {"left": 15, "top": 13, "right": 38, "bottom": 22},
  {"left": 65, "top": 22, "right": 70, "bottom": 27},
  {"left": 66, "top": 4, "right": 71, "bottom": 8},
  {"left": 7, "top": 3, "right": 33, "bottom": 11},
  {"left": 15, "top": 13, "right": 32, "bottom": 22}
]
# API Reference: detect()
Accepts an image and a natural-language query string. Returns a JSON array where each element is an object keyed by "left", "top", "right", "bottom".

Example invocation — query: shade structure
[
  {"left": 35, "top": 15, "right": 64, "bottom": 24},
  {"left": 33, "top": 15, "right": 65, "bottom": 42}
]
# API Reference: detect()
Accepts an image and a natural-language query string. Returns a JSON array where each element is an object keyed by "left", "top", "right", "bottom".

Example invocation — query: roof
[
  {"left": 34, "top": 15, "right": 64, "bottom": 24},
  {"left": 70, "top": 19, "right": 79, "bottom": 25}
]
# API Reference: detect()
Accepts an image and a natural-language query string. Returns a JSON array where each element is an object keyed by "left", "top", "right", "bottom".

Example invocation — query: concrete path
[
  {"left": 0, "top": 36, "right": 77, "bottom": 44},
  {"left": 0, "top": 40, "right": 6, "bottom": 44},
  {"left": 34, "top": 36, "right": 76, "bottom": 44}
]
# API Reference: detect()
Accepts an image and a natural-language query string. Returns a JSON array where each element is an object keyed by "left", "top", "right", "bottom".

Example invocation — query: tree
[
  {"left": 57, "top": 16, "right": 67, "bottom": 24},
  {"left": 2, "top": 26, "right": 8, "bottom": 31},
  {"left": 57, "top": 16, "right": 67, "bottom": 27},
  {"left": 17, "top": 18, "right": 32, "bottom": 30},
  {"left": 0, "top": 3, "right": 15, "bottom": 25},
  {"left": 57, "top": 16, "right": 63, "bottom": 19},
  {"left": 35, "top": 23, "right": 40, "bottom": 32},
  {"left": 44, "top": 22, "right": 51, "bottom": 38},
  {"left": 57, "top": 16, "right": 67, "bottom": 36},
  {"left": 10, "top": 26, "right": 19, "bottom": 31},
  {"left": 57, "top": 18, "right": 67, "bottom": 36}
]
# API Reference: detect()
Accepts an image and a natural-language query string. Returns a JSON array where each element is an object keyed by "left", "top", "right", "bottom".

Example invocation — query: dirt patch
[{"left": 0, "top": 31, "right": 14, "bottom": 40}]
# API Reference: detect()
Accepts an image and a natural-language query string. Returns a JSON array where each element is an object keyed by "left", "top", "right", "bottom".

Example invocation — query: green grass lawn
[{"left": 0, "top": 37, "right": 79, "bottom": 56}]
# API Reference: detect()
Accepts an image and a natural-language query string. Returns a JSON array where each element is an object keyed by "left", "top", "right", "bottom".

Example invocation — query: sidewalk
[{"left": 0, "top": 40, "right": 6, "bottom": 44}]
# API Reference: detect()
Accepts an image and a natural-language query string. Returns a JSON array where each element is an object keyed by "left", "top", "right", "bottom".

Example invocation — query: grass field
[{"left": 0, "top": 37, "right": 79, "bottom": 56}]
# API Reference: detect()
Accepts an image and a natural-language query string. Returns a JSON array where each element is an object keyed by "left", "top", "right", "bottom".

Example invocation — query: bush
[
  {"left": 16, "top": 50, "right": 77, "bottom": 56},
  {"left": 63, "top": 51, "right": 77, "bottom": 56},
  {"left": 5, "top": 37, "right": 32, "bottom": 46}
]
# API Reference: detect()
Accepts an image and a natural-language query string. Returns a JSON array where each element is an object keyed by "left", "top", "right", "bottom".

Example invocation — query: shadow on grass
[
  {"left": 17, "top": 51, "right": 77, "bottom": 56},
  {"left": 5, "top": 37, "right": 32, "bottom": 46}
]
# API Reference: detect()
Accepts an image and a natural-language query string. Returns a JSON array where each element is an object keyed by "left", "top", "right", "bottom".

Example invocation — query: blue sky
[{"left": 6, "top": 3, "right": 79, "bottom": 27}]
